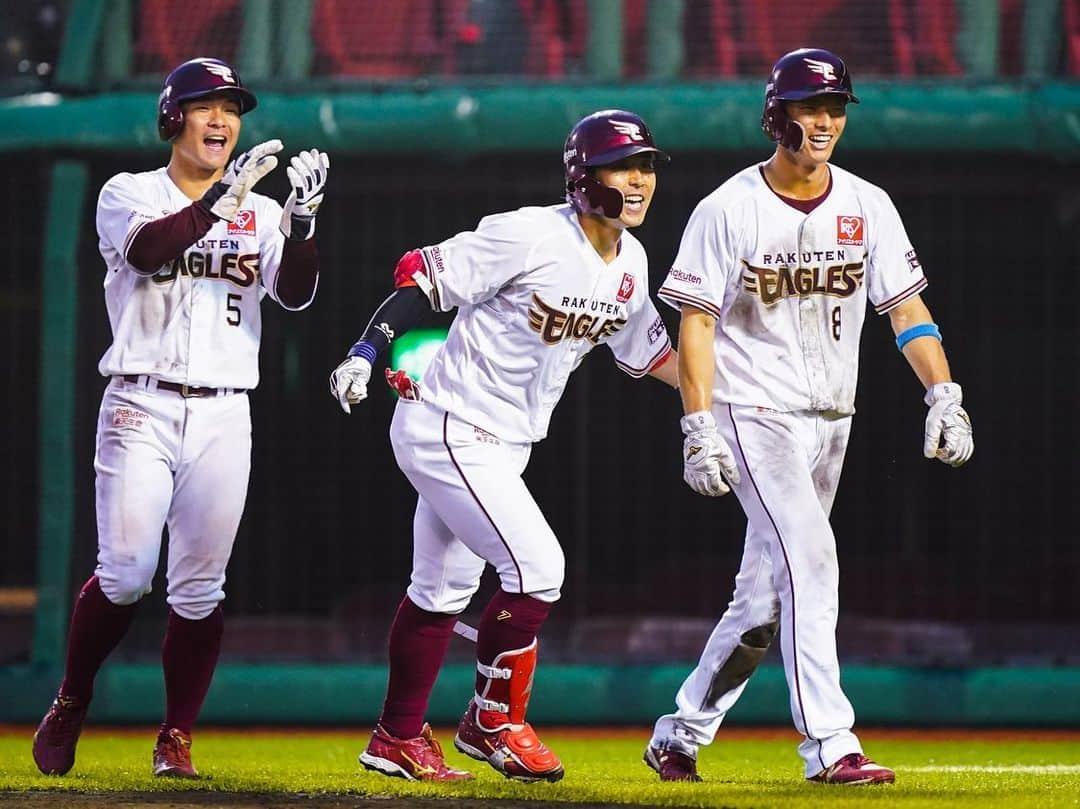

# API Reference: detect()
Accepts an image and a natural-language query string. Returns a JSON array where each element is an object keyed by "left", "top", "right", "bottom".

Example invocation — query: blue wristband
[
  {"left": 895, "top": 323, "right": 941, "bottom": 351},
  {"left": 347, "top": 340, "right": 378, "bottom": 363}
]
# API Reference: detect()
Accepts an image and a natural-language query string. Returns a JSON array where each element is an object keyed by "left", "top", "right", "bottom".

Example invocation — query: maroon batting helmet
[
  {"left": 761, "top": 48, "right": 859, "bottom": 152},
  {"left": 564, "top": 110, "right": 670, "bottom": 218},
  {"left": 157, "top": 57, "right": 257, "bottom": 142}
]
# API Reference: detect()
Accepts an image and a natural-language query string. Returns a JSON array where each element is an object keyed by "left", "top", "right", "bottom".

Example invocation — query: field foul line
[{"left": 905, "top": 765, "right": 1080, "bottom": 774}]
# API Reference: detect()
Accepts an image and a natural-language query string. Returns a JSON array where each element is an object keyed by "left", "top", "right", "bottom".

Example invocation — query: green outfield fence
[
  {"left": 1, "top": 0, "right": 1079, "bottom": 727},
  {"left": 2, "top": 81, "right": 1080, "bottom": 155},
  {"left": 4, "top": 662, "right": 1080, "bottom": 727}
]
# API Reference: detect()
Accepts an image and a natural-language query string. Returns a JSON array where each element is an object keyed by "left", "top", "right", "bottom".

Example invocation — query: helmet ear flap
[
  {"left": 783, "top": 119, "right": 806, "bottom": 152},
  {"left": 158, "top": 94, "right": 183, "bottom": 141},
  {"left": 569, "top": 173, "right": 624, "bottom": 219},
  {"left": 761, "top": 97, "right": 805, "bottom": 152}
]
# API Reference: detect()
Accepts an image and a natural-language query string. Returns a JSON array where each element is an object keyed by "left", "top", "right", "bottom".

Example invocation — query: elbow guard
[{"left": 393, "top": 249, "right": 432, "bottom": 296}]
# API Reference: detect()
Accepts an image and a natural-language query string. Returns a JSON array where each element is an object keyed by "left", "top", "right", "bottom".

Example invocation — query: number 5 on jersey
[{"left": 227, "top": 293, "right": 242, "bottom": 326}]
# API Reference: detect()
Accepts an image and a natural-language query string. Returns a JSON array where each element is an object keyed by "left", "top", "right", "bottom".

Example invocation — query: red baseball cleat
[
  {"left": 359, "top": 723, "right": 473, "bottom": 782},
  {"left": 453, "top": 702, "right": 564, "bottom": 783},
  {"left": 809, "top": 753, "right": 895, "bottom": 785},
  {"left": 32, "top": 694, "right": 88, "bottom": 775},
  {"left": 152, "top": 727, "right": 199, "bottom": 778},
  {"left": 643, "top": 745, "right": 703, "bottom": 782}
]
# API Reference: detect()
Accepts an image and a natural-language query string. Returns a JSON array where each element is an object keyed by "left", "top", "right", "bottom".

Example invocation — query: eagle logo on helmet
[
  {"left": 611, "top": 121, "right": 644, "bottom": 141},
  {"left": 804, "top": 58, "right": 838, "bottom": 82},
  {"left": 203, "top": 62, "right": 236, "bottom": 84}
]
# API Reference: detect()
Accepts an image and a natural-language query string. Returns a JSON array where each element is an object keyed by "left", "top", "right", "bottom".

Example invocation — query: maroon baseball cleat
[
  {"left": 809, "top": 753, "right": 895, "bottom": 785},
  {"left": 359, "top": 723, "right": 473, "bottom": 781},
  {"left": 453, "top": 702, "right": 564, "bottom": 783},
  {"left": 152, "top": 727, "right": 199, "bottom": 778},
  {"left": 32, "top": 694, "right": 89, "bottom": 775},
  {"left": 643, "top": 745, "right": 703, "bottom": 782}
]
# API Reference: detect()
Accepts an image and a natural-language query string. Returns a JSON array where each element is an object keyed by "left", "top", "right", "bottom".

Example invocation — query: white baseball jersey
[
  {"left": 658, "top": 163, "right": 926, "bottom": 415},
  {"left": 416, "top": 203, "right": 671, "bottom": 443},
  {"left": 96, "top": 167, "right": 313, "bottom": 390}
]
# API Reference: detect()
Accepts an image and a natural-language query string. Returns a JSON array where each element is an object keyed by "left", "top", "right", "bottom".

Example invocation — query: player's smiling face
[
  {"left": 785, "top": 96, "right": 847, "bottom": 165},
  {"left": 173, "top": 93, "right": 242, "bottom": 175},
  {"left": 594, "top": 153, "right": 657, "bottom": 228}
]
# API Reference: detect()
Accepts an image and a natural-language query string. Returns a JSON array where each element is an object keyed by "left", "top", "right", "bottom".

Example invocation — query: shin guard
[
  {"left": 455, "top": 638, "right": 562, "bottom": 781},
  {"left": 475, "top": 640, "right": 537, "bottom": 730}
]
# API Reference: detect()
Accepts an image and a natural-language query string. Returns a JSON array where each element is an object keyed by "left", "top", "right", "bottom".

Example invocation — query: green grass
[{"left": 2, "top": 727, "right": 1080, "bottom": 808}]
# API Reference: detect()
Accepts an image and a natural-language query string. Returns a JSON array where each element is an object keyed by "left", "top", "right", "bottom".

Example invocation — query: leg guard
[
  {"left": 703, "top": 621, "right": 778, "bottom": 708},
  {"left": 454, "top": 639, "right": 563, "bottom": 782},
  {"left": 475, "top": 640, "right": 537, "bottom": 728}
]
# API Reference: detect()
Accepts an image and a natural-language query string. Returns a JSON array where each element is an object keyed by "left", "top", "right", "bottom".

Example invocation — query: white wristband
[
  {"left": 924, "top": 382, "right": 963, "bottom": 406},
  {"left": 680, "top": 410, "right": 716, "bottom": 434}
]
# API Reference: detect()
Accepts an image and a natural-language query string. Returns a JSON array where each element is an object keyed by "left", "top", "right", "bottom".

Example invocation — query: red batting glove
[{"left": 385, "top": 368, "right": 423, "bottom": 401}]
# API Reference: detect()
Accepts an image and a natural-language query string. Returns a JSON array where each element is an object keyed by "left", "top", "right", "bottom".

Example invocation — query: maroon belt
[{"left": 119, "top": 375, "right": 237, "bottom": 398}]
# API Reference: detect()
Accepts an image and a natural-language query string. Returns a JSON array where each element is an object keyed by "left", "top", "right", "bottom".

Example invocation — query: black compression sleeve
[{"left": 347, "top": 286, "right": 432, "bottom": 359}]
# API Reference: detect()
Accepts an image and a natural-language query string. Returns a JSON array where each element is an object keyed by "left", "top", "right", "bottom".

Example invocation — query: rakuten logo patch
[{"left": 670, "top": 269, "right": 702, "bottom": 285}]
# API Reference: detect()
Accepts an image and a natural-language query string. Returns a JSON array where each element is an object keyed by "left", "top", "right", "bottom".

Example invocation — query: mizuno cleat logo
[{"left": 402, "top": 753, "right": 436, "bottom": 775}]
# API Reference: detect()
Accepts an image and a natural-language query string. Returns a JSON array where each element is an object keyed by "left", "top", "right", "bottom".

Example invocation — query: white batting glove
[
  {"left": 199, "top": 139, "right": 283, "bottom": 222},
  {"left": 329, "top": 356, "right": 372, "bottom": 414},
  {"left": 923, "top": 382, "right": 974, "bottom": 467},
  {"left": 681, "top": 411, "right": 740, "bottom": 497},
  {"left": 280, "top": 148, "right": 329, "bottom": 240}
]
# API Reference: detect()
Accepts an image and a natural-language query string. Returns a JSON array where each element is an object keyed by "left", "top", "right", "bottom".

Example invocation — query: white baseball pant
[
  {"left": 389, "top": 398, "right": 564, "bottom": 614},
  {"left": 93, "top": 377, "right": 251, "bottom": 620},
  {"left": 651, "top": 404, "right": 862, "bottom": 777}
]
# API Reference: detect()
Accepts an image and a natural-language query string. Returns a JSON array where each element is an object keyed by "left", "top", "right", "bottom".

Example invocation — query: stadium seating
[
  {"left": 311, "top": 0, "right": 459, "bottom": 77},
  {"left": 134, "top": 0, "right": 242, "bottom": 74},
  {"left": 889, "top": 0, "right": 962, "bottom": 76},
  {"left": 127, "top": 0, "right": 1074, "bottom": 81},
  {"left": 742, "top": 0, "right": 880, "bottom": 74},
  {"left": 517, "top": 0, "right": 587, "bottom": 77},
  {"left": 1067, "top": 0, "right": 1080, "bottom": 75}
]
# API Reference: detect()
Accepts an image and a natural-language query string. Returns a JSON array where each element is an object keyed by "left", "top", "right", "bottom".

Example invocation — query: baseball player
[
  {"left": 644, "top": 48, "right": 973, "bottom": 786},
  {"left": 31, "top": 57, "right": 329, "bottom": 779},
  {"left": 329, "top": 110, "right": 677, "bottom": 782}
]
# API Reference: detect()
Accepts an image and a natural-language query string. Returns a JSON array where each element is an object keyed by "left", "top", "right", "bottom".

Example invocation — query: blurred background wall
[{"left": 1, "top": 0, "right": 1078, "bottom": 723}]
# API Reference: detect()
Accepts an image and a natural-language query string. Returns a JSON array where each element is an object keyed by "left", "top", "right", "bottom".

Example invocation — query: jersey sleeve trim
[
  {"left": 121, "top": 219, "right": 150, "bottom": 264},
  {"left": 874, "top": 277, "right": 928, "bottom": 314},
  {"left": 418, "top": 246, "right": 445, "bottom": 312},
  {"left": 614, "top": 340, "right": 672, "bottom": 379},
  {"left": 658, "top": 286, "right": 723, "bottom": 320}
]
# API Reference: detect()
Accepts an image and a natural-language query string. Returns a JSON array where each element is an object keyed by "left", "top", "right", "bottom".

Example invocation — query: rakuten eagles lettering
[
  {"left": 153, "top": 250, "right": 260, "bottom": 287},
  {"left": 762, "top": 249, "right": 848, "bottom": 265},
  {"left": 527, "top": 293, "right": 627, "bottom": 345},
  {"left": 741, "top": 260, "right": 864, "bottom": 305}
]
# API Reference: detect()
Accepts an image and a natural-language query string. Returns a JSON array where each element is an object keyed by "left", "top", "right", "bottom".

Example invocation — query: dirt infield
[{"left": 1, "top": 795, "right": 636, "bottom": 809}]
